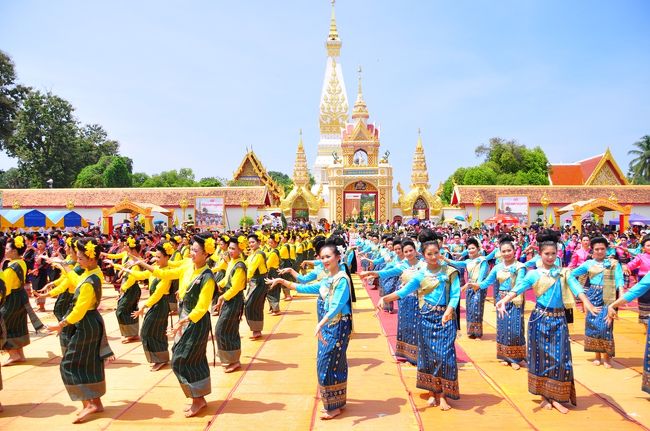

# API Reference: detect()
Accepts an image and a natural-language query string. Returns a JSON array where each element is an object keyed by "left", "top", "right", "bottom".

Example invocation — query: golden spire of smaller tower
[
  {"left": 329, "top": 0, "right": 339, "bottom": 41},
  {"left": 293, "top": 129, "right": 310, "bottom": 186},
  {"left": 411, "top": 129, "right": 430, "bottom": 188},
  {"left": 352, "top": 66, "right": 369, "bottom": 121},
  {"left": 325, "top": 0, "right": 342, "bottom": 57}
]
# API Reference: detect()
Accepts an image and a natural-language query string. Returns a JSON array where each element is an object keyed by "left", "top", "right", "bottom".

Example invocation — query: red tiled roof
[
  {"left": 1, "top": 187, "right": 271, "bottom": 209},
  {"left": 549, "top": 154, "right": 604, "bottom": 185},
  {"left": 451, "top": 185, "right": 650, "bottom": 206}
]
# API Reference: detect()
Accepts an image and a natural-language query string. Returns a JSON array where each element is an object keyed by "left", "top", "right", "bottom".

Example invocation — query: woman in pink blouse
[
  {"left": 624, "top": 235, "right": 650, "bottom": 325},
  {"left": 569, "top": 235, "right": 591, "bottom": 269}
]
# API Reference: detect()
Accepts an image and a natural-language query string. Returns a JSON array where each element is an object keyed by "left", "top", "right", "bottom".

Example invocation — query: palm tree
[{"left": 628, "top": 135, "right": 650, "bottom": 183}]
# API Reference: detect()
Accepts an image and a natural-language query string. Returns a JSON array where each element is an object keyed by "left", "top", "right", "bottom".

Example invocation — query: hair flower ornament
[
  {"left": 237, "top": 236, "right": 247, "bottom": 251},
  {"left": 163, "top": 242, "right": 175, "bottom": 256},
  {"left": 85, "top": 241, "right": 97, "bottom": 259},
  {"left": 127, "top": 236, "right": 137, "bottom": 249},
  {"left": 14, "top": 235, "right": 24, "bottom": 249},
  {"left": 204, "top": 237, "right": 216, "bottom": 255}
]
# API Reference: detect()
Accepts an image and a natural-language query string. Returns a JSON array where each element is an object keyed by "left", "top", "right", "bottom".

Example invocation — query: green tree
[
  {"left": 628, "top": 135, "right": 650, "bottom": 184},
  {"left": 198, "top": 176, "right": 224, "bottom": 187},
  {"left": 141, "top": 168, "right": 196, "bottom": 187},
  {"left": 2, "top": 90, "right": 120, "bottom": 188},
  {"left": 0, "top": 50, "right": 28, "bottom": 147},
  {"left": 131, "top": 172, "right": 150, "bottom": 187},
  {"left": 0, "top": 167, "right": 29, "bottom": 188},
  {"left": 73, "top": 155, "right": 133, "bottom": 187},
  {"left": 268, "top": 171, "right": 293, "bottom": 194}
]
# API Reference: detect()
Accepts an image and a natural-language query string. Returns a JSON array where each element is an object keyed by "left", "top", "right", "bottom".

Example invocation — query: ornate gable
[{"left": 232, "top": 151, "right": 284, "bottom": 203}]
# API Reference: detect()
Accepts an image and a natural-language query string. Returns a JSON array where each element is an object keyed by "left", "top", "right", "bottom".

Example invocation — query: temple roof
[
  {"left": 548, "top": 149, "right": 628, "bottom": 185},
  {"left": 1, "top": 187, "right": 272, "bottom": 208},
  {"left": 232, "top": 150, "right": 284, "bottom": 203},
  {"left": 451, "top": 185, "right": 649, "bottom": 206}
]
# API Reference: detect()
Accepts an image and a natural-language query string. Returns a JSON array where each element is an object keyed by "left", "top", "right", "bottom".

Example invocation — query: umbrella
[
  {"left": 484, "top": 213, "right": 519, "bottom": 224},
  {"left": 406, "top": 218, "right": 419, "bottom": 226},
  {"left": 153, "top": 220, "right": 165, "bottom": 225},
  {"left": 454, "top": 215, "right": 465, "bottom": 221}
]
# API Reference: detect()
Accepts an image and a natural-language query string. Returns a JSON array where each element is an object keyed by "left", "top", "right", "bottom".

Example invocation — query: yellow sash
[
  {"left": 497, "top": 263, "right": 525, "bottom": 306},
  {"left": 587, "top": 259, "right": 618, "bottom": 306},
  {"left": 532, "top": 268, "right": 575, "bottom": 308}
]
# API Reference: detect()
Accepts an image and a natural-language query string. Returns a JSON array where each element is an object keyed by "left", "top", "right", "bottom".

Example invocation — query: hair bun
[{"left": 536, "top": 229, "right": 560, "bottom": 244}]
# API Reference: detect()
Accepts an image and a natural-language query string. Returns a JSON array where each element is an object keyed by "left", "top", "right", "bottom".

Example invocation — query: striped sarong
[
  {"left": 318, "top": 314, "right": 352, "bottom": 412},
  {"left": 496, "top": 290, "right": 526, "bottom": 363}
]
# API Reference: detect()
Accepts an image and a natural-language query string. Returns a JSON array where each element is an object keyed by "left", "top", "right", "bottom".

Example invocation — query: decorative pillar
[
  {"left": 101, "top": 209, "right": 113, "bottom": 235},
  {"left": 472, "top": 194, "right": 483, "bottom": 224},
  {"left": 179, "top": 197, "right": 189, "bottom": 223},
  {"left": 241, "top": 198, "right": 249, "bottom": 229},
  {"left": 540, "top": 192, "right": 551, "bottom": 226}
]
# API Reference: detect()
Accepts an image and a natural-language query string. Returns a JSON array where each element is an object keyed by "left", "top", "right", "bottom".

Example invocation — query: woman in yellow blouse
[
  {"left": 244, "top": 232, "right": 268, "bottom": 339},
  {"left": 124, "top": 241, "right": 176, "bottom": 371},
  {"left": 108, "top": 236, "right": 142, "bottom": 343},
  {"left": 265, "top": 233, "right": 282, "bottom": 315},
  {"left": 1, "top": 235, "right": 29, "bottom": 366},
  {"left": 47, "top": 238, "right": 115, "bottom": 424},
  {"left": 215, "top": 236, "right": 247, "bottom": 373},
  {"left": 279, "top": 233, "right": 294, "bottom": 301},
  {"left": 136, "top": 233, "right": 215, "bottom": 418}
]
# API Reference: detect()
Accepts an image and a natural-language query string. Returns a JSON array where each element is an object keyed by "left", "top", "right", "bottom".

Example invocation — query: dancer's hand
[
  {"left": 495, "top": 300, "right": 508, "bottom": 318},
  {"left": 47, "top": 322, "right": 63, "bottom": 335},
  {"left": 131, "top": 308, "right": 144, "bottom": 319},
  {"left": 376, "top": 296, "right": 388, "bottom": 311},
  {"left": 315, "top": 322, "right": 327, "bottom": 345},
  {"left": 605, "top": 305, "right": 618, "bottom": 326},
  {"left": 265, "top": 278, "right": 282, "bottom": 289},
  {"left": 585, "top": 302, "right": 601, "bottom": 316},
  {"left": 215, "top": 297, "right": 225, "bottom": 314},
  {"left": 441, "top": 307, "right": 454, "bottom": 324}
]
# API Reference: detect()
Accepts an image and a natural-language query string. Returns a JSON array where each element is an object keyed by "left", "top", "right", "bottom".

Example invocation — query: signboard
[
  {"left": 496, "top": 195, "right": 529, "bottom": 225},
  {"left": 195, "top": 197, "right": 225, "bottom": 230}
]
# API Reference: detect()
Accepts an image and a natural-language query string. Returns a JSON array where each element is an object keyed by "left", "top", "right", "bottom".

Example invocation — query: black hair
[
  {"left": 418, "top": 229, "right": 438, "bottom": 244},
  {"left": 466, "top": 238, "right": 480, "bottom": 248},
  {"left": 401, "top": 239, "right": 416, "bottom": 251},
  {"left": 641, "top": 235, "right": 650, "bottom": 247},
  {"left": 537, "top": 229, "right": 560, "bottom": 252},
  {"left": 590, "top": 236, "right": 609, "bottom": 248},
  {"left": 392, "top": 239, "right": 402, "bottom": 248},
  {"left": 247, "top": 232, "right": 261, "bottom": 241},
  {"left": 193, "top": 232, "right": 213, "bottom": 250},
  {"left": 421, "top": 240, "right": 440, "bottom": 254},
  {"left": 8, "top": 236, "right": 26, "bottom": 255},
  {"left": 155, "top": 241, "right": 174, "bottom": 257}
]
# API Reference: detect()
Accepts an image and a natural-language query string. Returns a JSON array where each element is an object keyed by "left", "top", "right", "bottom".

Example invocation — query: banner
[
  {"left": 195, "top": 197, "right": 225, "bottom": 230},
  {"left": 496, "top": 195, "right": 529, "bottom": 225}
]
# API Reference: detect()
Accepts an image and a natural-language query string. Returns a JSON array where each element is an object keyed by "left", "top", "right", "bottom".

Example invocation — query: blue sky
[{"left": 1, "top": 0, "right": 648, "bottom": 189}]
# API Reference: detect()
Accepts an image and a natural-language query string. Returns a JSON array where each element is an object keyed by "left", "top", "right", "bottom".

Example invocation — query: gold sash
[
  {"left": 328, "top": 271, "right": 354, "bottom": 332},
  {"left": 532, "top": 268, "right": 575, "bottom": 308},
  {"left": 587, "top": 259, "right": 618, "bottom": 306},
  {"left": 498, "top": 263, "right": 525, "bottom": 306},
  {"left": 466, "top": 258, "right": 482, "bottom": 283},
  {"left": 418, "top": 273, "right": 441, "bottom": 308}
]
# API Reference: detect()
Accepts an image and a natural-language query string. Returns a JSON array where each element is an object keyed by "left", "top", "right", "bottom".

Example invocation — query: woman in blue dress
[
  {"left": 267, "top": 238, "right": 355, "bottom": 420},
  {"left": 607, "top": 272, "right": 650, "bottom": 395},
  {"left": 569, "top": 236, "right": 624, "bottom": 368},
  {"left": 360, "top": 239, "right": 422, "bottom": 364},
  {"left": 445, "top": 238, "right": 490, "bottom": 339},
  {"left": 379, "top": 240, "right": 460, "bottom": 411},
  {"left": 496, "top": 232, "right": 599, "bottom": 414},
  {"left": 467, "top": 238, "right": 527, "bottom": 369}
]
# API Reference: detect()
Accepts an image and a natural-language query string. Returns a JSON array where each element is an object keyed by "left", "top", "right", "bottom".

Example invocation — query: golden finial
[
  {"left": 352, "top": 65, "right": 369, "bottom": 120},
  {"left": 329, "top": 0, "right": 339, "bottom": 41},
  {"left": 411, "top": 129, "right": 429, "bottom": 187}
]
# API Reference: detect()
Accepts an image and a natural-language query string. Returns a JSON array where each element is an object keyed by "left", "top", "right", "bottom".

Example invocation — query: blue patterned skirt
[
  {"left": 527, "top": 305, "right": 576, "bottom": 405},
  {"left": 466, "top": 288, "right": 487, "bottom": 338},
  {"left": 643, "top": 323, "right": 649, "bottom": 394},
  {"left": 584, "top": 286, "right": 615, "bottom": 356},
  {"left": 396, "top": 293, "right": 419, "bottom": 365},
  {"left": 379, "top": 275, "right": 399, "bottom": 312},
  {"left": 416, "top": 303, "right": 459, "bottom": 399},
  {"left": 496, "top": 290, "right": 526, "bottom": 363},
  {"left": 317, "top": 314, "right": 352, "bottom": 411}
]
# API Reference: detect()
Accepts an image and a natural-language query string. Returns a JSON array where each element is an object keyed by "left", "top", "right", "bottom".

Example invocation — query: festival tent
[
  {"left": 42, "top": 210, "right": 89, "bottom": 228},
  {"left": 484, "top": 213, "right": 519, "bottom": 224},
  {"left": 0, "top": 209, "right": 50, "bottom": 229},
  {"left": 608, "top": 213, "right": 650, "bottom": 226}
]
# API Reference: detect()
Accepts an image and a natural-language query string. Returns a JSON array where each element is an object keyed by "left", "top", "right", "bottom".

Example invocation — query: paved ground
[{"left": 1, "top": 276, "right": 649, "bottom": 431}]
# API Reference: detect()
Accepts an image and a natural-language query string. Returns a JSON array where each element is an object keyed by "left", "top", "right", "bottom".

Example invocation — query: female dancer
[
  {"left": 569, "top": 236, "right": 624, "bottom": 368},
  {"left": 445, "top": 238, "right": 489, "bottom": 339},
  {"left": 607, "top": 272, "right": 650, "bottom": 395},
  {"left": 623, "top": 235, "right": 650, "bottom": 325},
  {"left": 496, "top": 233, "right": 599, "bottom": 414},
  {"left": 467, "top": 239, "right": 527, "bottom": 369},
  {"left": 379, "top": 240, "right": 460, "bottom": 410},
  {"left": 215, "top": 236, "right": 247, "bottom": 373},
  {"left": 267, "top": 238, "right": 354, "bottom": 420},
  {"left": 265, "top": 233, "right": 282, "bottom": 315},
  {"left": 148, "top": 233, "right": 215, "bottom": 417},
  {"left": 109, "top": 236, "right": 142, "bottom": 343},
  {"left": 244, "top": 232, "right": 268, "bottom": 339},
  {"left": 125, "top": 241, "right": 176, "bottom": 371},
  {"left": 359, "top": 239, "right": 422, "bottom": 364},
  {"left": 47, "top": 238, "right": 115, "bottom": 424},
  {"left": 1, "top": 235, "right": 29, "bottom": 366}
]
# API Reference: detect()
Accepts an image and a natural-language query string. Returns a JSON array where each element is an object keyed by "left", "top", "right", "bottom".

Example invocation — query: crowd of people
[{"left": 0, "top": 219, "right": 648, "bottom": 423}]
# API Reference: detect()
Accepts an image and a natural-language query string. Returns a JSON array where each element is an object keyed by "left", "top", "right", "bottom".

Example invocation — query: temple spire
[
  {"left": 351, "top": 66, "right": 369, "bottom": 121},
  {"left": 328, "top": 0, "right": 339, "bottom": 41},
  {"left": 293, "top": 129, "right": 310, "bottom": 186},
  {"left": 411, "top": 129, "right": 430, "bottom": 188}
]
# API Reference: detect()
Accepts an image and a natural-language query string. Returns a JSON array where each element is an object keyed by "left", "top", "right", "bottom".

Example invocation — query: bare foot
[
  {"left": 184, "top": 398, "right": 207, "bottom": 418},
  {"left": 151, "top": 362, "right": 167, "bottom": 371},
  {"left": 224, "top": 362, "right": 241, "bottom": 373},
  {"left": 249, "top": 332, "right": 262, "bottom": 340},
  {"left": 73, "top": 402, "right": 102, "bottom": 424},
  {"left": 551, "top": 400, "right": 569, "bottom": 414},
  {"left": 592, "top": 359, "right": 602, "bottom": 366},
  {"left": 271, "top": 311, "right": 281, "bottom": 316},
  {"left": 426, "top": 396, "right": 438, "bottom": 407},
  {"left": 439, "top": 398, "right": 452, "bottom": 411},
  {"left": 540, "top": 398, "right": 552, "bottom": 410},
  {"left": 511, "top": 362, "right": 521, "bottom": 370},
  {"left": 183, "top": 404, "right": 192, "bottom": 412},
  {"left": 319, "top": 408, "right": 341, "bottom": 420},
  {"left": 2, "top": 357, "right": 26, "bottom": 367},
  {"left": 500, "top": 361, "right": 509, "bottom": 366},
  {"left": 603, "top": 360, "right": 612, "bottom": 369}
]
